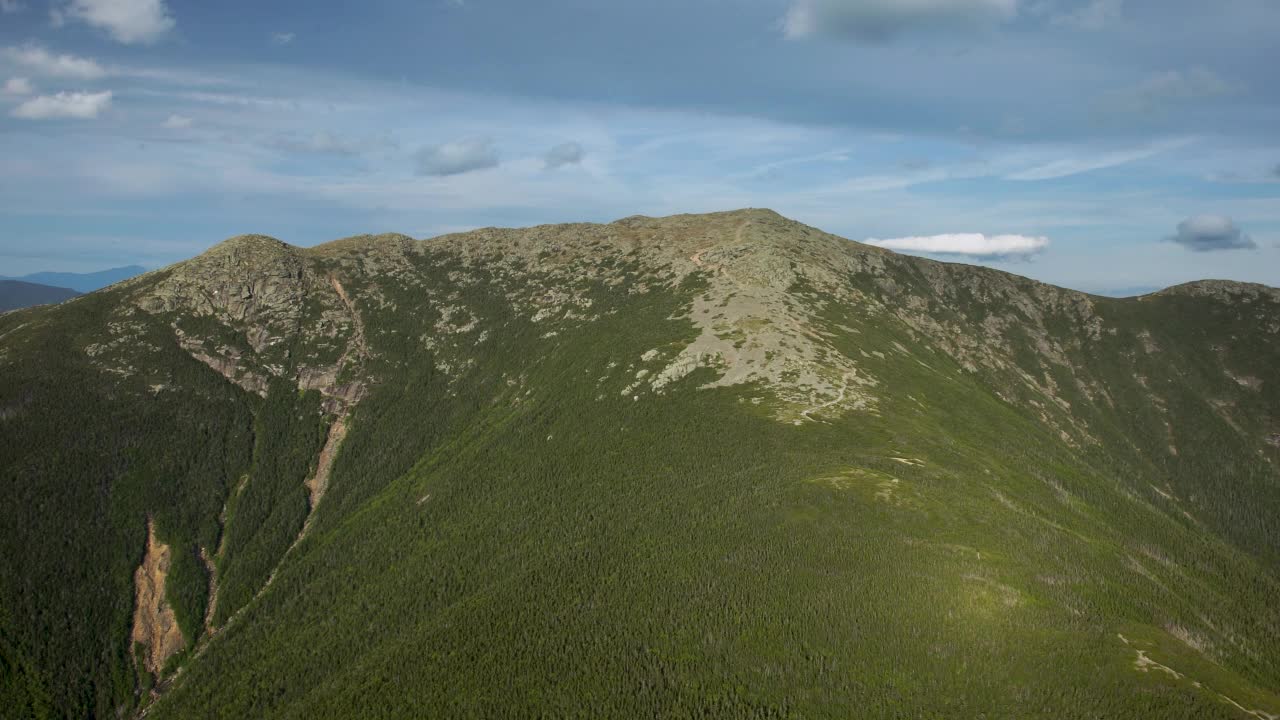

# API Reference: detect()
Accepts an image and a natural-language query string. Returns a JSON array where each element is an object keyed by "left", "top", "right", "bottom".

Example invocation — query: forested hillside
[{"left": 2, "top": 210, "right": 1277, "bottom": 719}]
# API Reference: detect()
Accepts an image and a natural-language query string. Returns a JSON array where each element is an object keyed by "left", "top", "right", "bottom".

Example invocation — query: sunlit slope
[{"left": 2, "top": 210, "right": 1278, "bottom": 718}]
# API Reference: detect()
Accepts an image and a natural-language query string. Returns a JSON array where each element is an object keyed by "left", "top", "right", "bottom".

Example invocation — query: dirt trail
[
  {"left": 800, "top": 374, "right": 850, "bottom": 422},
  {"left": 1117, "top": 634, "right": 1280, "bottom": 720}
]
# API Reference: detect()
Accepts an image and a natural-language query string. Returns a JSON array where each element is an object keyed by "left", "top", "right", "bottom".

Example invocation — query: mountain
[
  {"left": 0, "top": 280, "right": 80, "bottom": 312},
  {"left": 0, "top": 265, "right": 147, "bottom": 294},
  {"left": 2, "top": 210, "right": 1278, "bottom": 719}
]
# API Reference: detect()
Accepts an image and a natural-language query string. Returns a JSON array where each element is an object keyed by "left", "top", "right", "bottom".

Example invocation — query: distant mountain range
[
  {"left": 0, "top": 279, "right": 81, "bottom": 312},
  {"left": 0, "top": 265, "right": 146, "bottom": 294}
]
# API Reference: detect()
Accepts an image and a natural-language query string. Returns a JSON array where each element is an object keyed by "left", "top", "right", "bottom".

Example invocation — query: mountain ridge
[
  {"left": 2, "top": 209, "right": 1278, "bottom": 719},
  {"left": 174, "top": 208, "right": 1277, "bottom": 303}
]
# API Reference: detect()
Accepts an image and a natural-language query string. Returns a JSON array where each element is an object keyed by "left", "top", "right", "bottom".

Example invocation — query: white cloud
[
  {"left": 783, "top": 0, "right": 1018, "bottom": 42},
  {"left": 161, "top": 113, "right": 192, "bottom": 129},
  {"left": 1, "top": 0, "right": 24, "bottom": 13},
  {"left": 1005, "top": 138, "right": 1192, "bottom": 180},
  {"left": 544, "top": 141, "right": 585, "bottom": 169},
  {"left": 1050, "top": 0, "right": 1122, "bottom": 30},
  {"left": 271, "top": 32, "right": 295, "bottom": 45},
  {"left": 56, "top": 0, "right": 174, "bottom": 45},
  {"left": 415, "top": 137, "right": 499, "bottom": 176},
  {"left": 11, "top": 90, "right": 112, "bottom": 119},
  {"left": 866, "top": 232, "right": 1049, "bottom": 259},
  {"left": 4, "top": 77, "right": 34, "bottom": 95},
  {"left": 1167, "top": 215, "right": 1256, "bottom": 252},
  {"left": 4, "top": 44, "right": 106, "bottom": 79}
]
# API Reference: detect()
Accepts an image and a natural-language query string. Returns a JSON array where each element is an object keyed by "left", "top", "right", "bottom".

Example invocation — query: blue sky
[{"left": 1, "top": 0, "right": 1277, "bottom": 293}]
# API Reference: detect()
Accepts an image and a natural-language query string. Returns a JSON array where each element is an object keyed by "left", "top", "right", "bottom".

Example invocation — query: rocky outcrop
[
  {"left": 131, "top": 519, "right": 185, "bottom": 677},
  {"left": 1156, "top": 279, "right": 1280, "bottom": 304},
  {"left": 643, "top": 212, "right": 877, "bottom": 420},
  {"left": 137, "top": 235, "right": 307, "bottom": 328},
  {"left": 173, "top": 326, "right": 269, "bottom": 396},
  {"left": 133, "top": 236, "right": 370, "bottom": 410}
]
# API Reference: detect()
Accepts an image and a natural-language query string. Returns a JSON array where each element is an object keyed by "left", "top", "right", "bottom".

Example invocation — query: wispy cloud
[
  {"left": 1096, "top": 67, "right": 1242, "bottom": 116},
  {"left": 4, "top": 43, "right": 106, "bottom": 79},
  {"left": 3, "top": 77, "right": 34, "bottom": 95},
  {"left": 271, "top": 32, "right": 295, "bottom": 45},
  {"left": 271, "top": 131, "right": 396, "bottom": 156},
  {"left": 1049, "top": 0, "right": 1123, "bottom": 30},
  {"left": 1005, "top": 138, "right": 1192, "bottom": 180},
  {"left": 3, "top": 44, "right": 231, "bottom": 88},
  {"left": 11, "top": 90, "right": 112, "bottom": 119},
  {"left": 161, "top": 113, "right": 192, "bottom": 129},
  {"left": 135, "top": 89, "right": 299, "bottom": 109},
  {"left": 741, "top": 147, "right": 853, "bottom": 180}
]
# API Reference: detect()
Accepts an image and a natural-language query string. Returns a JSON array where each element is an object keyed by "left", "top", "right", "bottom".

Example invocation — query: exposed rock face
[
  {"left": 132, "top": 235, "right": 370, "bottom": 410},
  {"left": 131, "top": 519, "right": 185, "bottom": 677},
  {"left": 173, "top": 325, "right": 269, "bottom": 396},
  {"left": 138, "top": 235, "right": 306, "bottom": 327}
]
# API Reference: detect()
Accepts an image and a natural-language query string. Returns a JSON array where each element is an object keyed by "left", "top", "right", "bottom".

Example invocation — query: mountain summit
[{"left": 2, "top": 211, "right": 1278, "bottom": 719}]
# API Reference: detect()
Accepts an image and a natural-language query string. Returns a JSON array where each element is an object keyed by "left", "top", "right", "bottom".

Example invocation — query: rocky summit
[{"left": 2, "top": 210, "right": 1279, "bottom": 719}]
